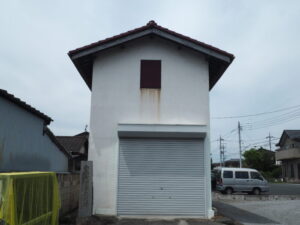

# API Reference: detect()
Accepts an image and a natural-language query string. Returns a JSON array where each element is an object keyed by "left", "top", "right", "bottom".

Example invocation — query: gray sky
[{"left": 1, "top": 1, "right": 300, "bottom": 162}]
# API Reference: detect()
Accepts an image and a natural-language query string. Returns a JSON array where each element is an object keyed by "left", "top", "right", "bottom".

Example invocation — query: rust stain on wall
[{"left": 140, "top": 88, "right": 161, "bottom": 123}]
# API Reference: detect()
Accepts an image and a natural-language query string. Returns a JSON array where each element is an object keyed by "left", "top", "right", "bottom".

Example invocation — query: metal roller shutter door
[{"left": 117, "top": 138, "right": 205, "bottom": 216}]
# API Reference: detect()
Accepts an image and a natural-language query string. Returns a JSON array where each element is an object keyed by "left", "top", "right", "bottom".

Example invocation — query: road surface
[
  {"left": 213, "top": 199, "right": 300, "bottom": 225},
  {"left": 268, "top": 183, "right": 300, "bottom": 195}
]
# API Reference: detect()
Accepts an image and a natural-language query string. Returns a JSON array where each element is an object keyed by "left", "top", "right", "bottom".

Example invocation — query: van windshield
[{"left": 250, "top": 171, "right": 264, "bottom": 181}]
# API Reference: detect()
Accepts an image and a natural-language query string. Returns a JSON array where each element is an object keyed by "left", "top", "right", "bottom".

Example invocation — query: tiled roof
[
  {"left": 74, "top": 131, "right": 89, "bottom": 137},
  {"left": 0, "top": 89, "right": 52, "bottom": 125},
  {"left": 277, "top": 130, "right": 300, "bottom": 146},
  {"left": 44, "top": 127, "right": 72, "bottom": 159},
  {"left": 284, "top": 130, "right": 300, "bottom": 139},
  {"left": 56, "top": 132, "right": 89, "bottom": 154},
  {"left": 69, "top": 20, "right": 234, "bottom": 59},
  {"left": 68, "top": 20, "right": 235, "bottom": 90}
]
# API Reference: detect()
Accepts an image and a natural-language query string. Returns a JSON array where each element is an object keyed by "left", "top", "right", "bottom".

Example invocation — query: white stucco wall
[{"left": 89, "top": 37, "right": 211, "bottom": 216}]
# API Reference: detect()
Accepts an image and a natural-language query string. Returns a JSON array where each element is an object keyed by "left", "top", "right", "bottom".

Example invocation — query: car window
[
  {"left": 235, "top": 171, "right": 249, "bottom": 179},
  {"left": 250, "top": 172, "right": 263, "bottom": 180},
  {"left": 223, "top": 171, "right": 233, "bottom": 178}
]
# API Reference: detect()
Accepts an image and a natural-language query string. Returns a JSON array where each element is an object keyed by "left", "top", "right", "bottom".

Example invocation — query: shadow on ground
[{"left": 213, "top": 201, "right": 280, "bottom": 224}]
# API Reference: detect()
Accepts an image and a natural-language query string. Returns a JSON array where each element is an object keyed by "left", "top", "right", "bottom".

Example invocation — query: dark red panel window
[{"left": 140, "top": 60, "right": 161, "bottom": 89}]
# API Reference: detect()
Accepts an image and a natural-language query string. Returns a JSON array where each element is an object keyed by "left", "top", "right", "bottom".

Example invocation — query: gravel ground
[
  {"left": 75, "top": 215, "right": 238, "bottom": 225},
  {"left": 214, "top": 199, "right": 300, "bottom": 225}
]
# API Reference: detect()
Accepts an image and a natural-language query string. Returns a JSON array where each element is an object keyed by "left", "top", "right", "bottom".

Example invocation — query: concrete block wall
[{"left": 57, "top": 173, "right": 80, "bottom": 216}]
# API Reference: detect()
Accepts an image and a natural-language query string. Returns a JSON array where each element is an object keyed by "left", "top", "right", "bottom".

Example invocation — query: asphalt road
[
  {"left": 213, "top": 199, "right": 300, "bottom": 225},
  {"left": 268, "top": 183, "right": 300, "bottom": 195}
]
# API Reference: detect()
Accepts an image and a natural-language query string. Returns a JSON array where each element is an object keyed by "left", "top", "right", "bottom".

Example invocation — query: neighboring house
[
  {"left": 224, "top": 158, "right": 240, "bottom": 167},
  {"left": 57, "top": 131, "right": 89, "bottom": 171},
  {"left": 212, "top": 162, "right": 221, "bottom": 168},
  {"left": 0, "top": 89, "right": 71, "bottom": 172},
  {"left": 257, "top": 148, "right": 275, "bottom": 163},
  {"left": 69, "top": 21, "right": 234, "bottom": 218},
  {"left": 212, "top": 159, "right": 241, "bottom": 168},
  {"left": 276, "top": 130, "right": 300, "bottom": 182}
]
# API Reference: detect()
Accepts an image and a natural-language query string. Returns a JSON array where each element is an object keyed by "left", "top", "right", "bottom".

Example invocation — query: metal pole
[
  {"left": 238, "top": 121, "right": 242, "bottom": 168},
  {"left": 222, "top": 144, "right": 225, "bottom": 166},
  {"left": 219, "top": 136, "right": 222, "bottom": 167},
  {"left": 266, "top": 132, "right": 273, "bottom": 151}
]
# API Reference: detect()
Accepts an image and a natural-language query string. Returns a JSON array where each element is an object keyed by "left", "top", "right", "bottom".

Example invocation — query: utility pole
[
  {"left": 266, "top": 132, "right": 274, "bottom": 151},
  {"left": 219, "top": 136, "right": 224, "bottom": 167},
  {"left": 238, "top": 121, "right": 242, "bottom": 168},
  {"left": 221, "top": 144, "right": 226, "bottom": 166}
]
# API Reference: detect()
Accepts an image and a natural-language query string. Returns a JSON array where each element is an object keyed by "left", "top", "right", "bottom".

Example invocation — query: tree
[{"left": 243, "top": 147, "right": 275, "bottom": 172}]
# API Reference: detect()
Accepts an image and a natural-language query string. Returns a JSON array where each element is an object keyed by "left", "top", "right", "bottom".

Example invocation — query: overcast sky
[{"left": 1, "top": 1, "right": 300, "bottom": 162}]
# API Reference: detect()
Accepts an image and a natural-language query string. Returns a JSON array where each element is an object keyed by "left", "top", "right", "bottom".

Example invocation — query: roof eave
[
  {"left": 0, "top": 89, "right": 53, "bottom": 124},
  {"left": 68, "top": 23, "right": 234, "bottom": 91}
]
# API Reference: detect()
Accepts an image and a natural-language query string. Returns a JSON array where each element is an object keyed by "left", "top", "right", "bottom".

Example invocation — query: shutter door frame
[{"left": 117, "top": 137, "right": 206, "bottom": 216}]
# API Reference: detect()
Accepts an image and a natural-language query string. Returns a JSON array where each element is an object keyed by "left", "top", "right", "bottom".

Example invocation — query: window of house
[
  {"left": 223, "top": 171, "right": 233, "bottom": 178},
  {"left": 235, "top": 171, "right": 249, "bottom": 179},
  {"left": 140, "top": 60, "right": 161, "bottom": 89}
]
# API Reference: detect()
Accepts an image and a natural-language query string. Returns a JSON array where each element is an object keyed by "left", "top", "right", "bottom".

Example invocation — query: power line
[
  {"left": 240, "top": 108, "right": 300, "bottom": 131},
  {"left": 244, "top": 115, "right": 300, "bottom": 130},
  {"left": 243, "top": 108, "right": 300, "bottom": 127},
  {"left": 223, "top": 128, "right": 237, "bottom": 138},
  {"left": 212, "top": 104, "right": 300, "bottom": 119}
]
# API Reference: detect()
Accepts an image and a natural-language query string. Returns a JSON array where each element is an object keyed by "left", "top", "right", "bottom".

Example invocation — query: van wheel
[
  {"left": 225, "top": 187, "right": 233, "bottom": 195},
  {"left": 253, "top": 188, "right": 261, "bottom": 195}
]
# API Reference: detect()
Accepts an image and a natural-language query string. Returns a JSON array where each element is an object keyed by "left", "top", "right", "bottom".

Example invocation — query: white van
[{"left": 214, "top": 167, "right": 269, "bottom": 195}]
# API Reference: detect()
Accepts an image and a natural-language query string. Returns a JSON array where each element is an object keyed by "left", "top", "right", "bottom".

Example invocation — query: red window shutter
[{"left": 140, "top": 60, "right": 161, "bottom": 88}]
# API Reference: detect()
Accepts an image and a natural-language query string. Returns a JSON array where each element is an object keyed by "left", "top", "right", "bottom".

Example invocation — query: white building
[{"left": 69, "top": 21, "right": 234, "bottom": 218}]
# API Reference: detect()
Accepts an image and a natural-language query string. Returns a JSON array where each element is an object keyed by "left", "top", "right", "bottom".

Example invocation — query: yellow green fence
[{"left": 0, "top": 172, "right": 60, "bottom": 225}]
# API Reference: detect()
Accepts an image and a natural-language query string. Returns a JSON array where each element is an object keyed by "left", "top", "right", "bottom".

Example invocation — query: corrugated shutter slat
[{"left": 117, "top": 138, "right": 205, "bottom": 216}]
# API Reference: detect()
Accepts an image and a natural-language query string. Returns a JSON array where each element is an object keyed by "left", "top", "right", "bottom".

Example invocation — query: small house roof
[
  {"left": 44, "top": 128, "right": 72, "bottom": 159},
  {"left": 277, "top": 130, "right": 300, "bottom": 147},
  {"left": 225, "top": 158, "right": 240, "bottom": 162},
  {"left": 68, "top": 20, "right": 234, "bottom": 90},
  {"left": 56, "top": 132, "right": 89, "bottom": 155},
  {"left": 0, "top": 89, "right": 52, "bottom": 125}
]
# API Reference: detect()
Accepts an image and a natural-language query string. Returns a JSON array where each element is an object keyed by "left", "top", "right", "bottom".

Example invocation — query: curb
[{"left": 213, "top": 192, "right": 300, "bottom": 201}]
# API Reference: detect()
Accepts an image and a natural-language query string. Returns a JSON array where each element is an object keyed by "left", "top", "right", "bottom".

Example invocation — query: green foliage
[
  {"left": 243, "top": 147, "right": 281, "bottom": 179},
  {"left": 271, "top": 166, "right": 282, "bottom": 178}
]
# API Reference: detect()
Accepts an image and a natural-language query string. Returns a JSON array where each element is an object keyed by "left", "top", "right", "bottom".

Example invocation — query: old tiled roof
[
  {"left": 0, "top": 89, "right": 52, "bottom": 125},
  {"left": 44, "top": 128, "right": 72, "bottom": 158},
  {"left": 56, "top": 132, "right": 89, "bottom": 154},
  {"left": 277, "top": 130, "right": 300, "bottom": 147},
  {"left": 74, "top": 131, "right": 89, "bottom": 137},
  {"left": 284, "top": 130, "right": 300, "bottom": 139},
  {"left": 69, "top": 20, "right": 234, "bottom": 58},
  {"left": 225, "top": 158, "right": 240, "bottom": 162},
  {"left": 68, "top": 20, "right": 235, "bottom": 90}
]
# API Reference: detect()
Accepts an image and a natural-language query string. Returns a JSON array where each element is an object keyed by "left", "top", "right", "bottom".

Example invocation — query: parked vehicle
[
  {"left": 214, "top": 167, "right": 269, "bottom": 195},
  {"left": 211, "top": 171, "right": 217, "bottom": 190}
]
